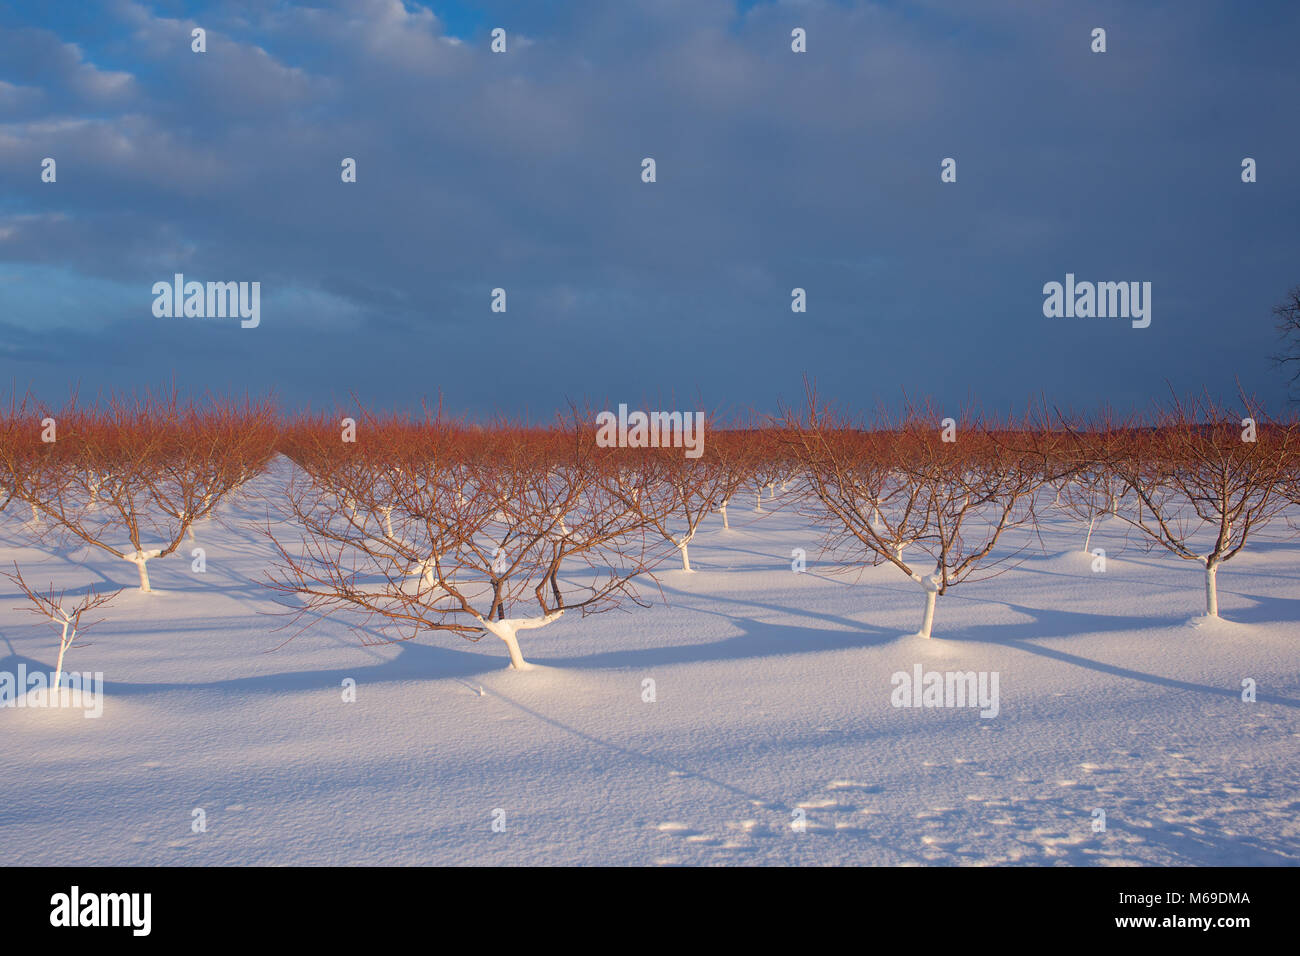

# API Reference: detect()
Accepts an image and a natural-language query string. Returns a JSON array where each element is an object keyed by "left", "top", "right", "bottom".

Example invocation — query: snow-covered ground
[{"left": 2, "top": 470, "right": 1298, "bottom": 866}]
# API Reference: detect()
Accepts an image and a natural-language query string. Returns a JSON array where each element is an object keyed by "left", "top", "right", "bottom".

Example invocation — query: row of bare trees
[
  {"left": 783, "top": 391, "right": 1298, "bottom": 636},
  {"left": 1, "top": 392, "right": 1298, "bottom": 671},
  {"left": 1, "top": 393, "right": 277, "bottom": 590},
  {"left": 0, "top": 393, "right": 277, "bottom": 687}
]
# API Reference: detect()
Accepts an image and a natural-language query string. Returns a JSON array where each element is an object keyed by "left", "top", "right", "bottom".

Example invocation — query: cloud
[
  {"left": 0, "top": 29, "right": 136, "bottom": 110},
  {"left": 0, "top": 0, "right": 1296, "bottom": 413}
]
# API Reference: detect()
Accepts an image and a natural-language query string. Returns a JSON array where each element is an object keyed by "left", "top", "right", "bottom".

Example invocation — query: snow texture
[{"left": 1, "top": 468, "right": 1297, "bottom": 865}]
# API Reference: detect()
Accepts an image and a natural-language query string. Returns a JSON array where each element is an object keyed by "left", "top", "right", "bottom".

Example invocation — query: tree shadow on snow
[
  {"left": 940, "top": 602, "right": 1166, "bottom": 644},
  {"left": 1102, "top": 817, "right": 1298, "bottom": 866},
  {"left": 546, "top": 609, "right": 894, "bottom": 670},
  {"left": 0, "top": 606, "right": 505, "bottom": 698},
  {"left": 0, "top": 643, "right": 50, "bottom": 683},
  {"left": 940, "top": 603, "right": 1300, "bottom": 709},
  {"left": 86, "top": 638, "right": 500, "bottom": 698},
  {"left": 1219, "top": 591, "right": 1300, "bottom": 626}
]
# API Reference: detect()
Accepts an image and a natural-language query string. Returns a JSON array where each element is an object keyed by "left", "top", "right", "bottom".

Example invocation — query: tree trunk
[
  {"left": 498, "top": 626, "right": 529, "bottom": 670},
  {"left": 136, "top": 559, "right": 151, "bottom": 592},
  {"left": 1083, "top": 514, "right": 1095, "bottom": 553},
  {"left": 1204, "top": 561, "right": 1219, "bottom": 617},
  {"left": 918, "top": 588, "right": 937, "bottom": 639},
  {"left": 53, "top": 622, "right": 70, "bottom": 689},
  {"left": 680, "top": 541, "right": 692, "bottom": 572},
  {"left": 719, "top": 502, "right": 729, "bottom": 529},
  {"left": 479, "top": 611, "right": 563, "bottom": 670}
]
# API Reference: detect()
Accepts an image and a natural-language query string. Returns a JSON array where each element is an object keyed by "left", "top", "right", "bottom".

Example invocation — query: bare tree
[
  {"left": 708, "top": 428, "right": 752, "bottom": 531},
  {"left": 614, "top": 419, "right": 732, "bottom": 572},
  {"left": 785, "top": 393, "right": 1052, "bottom": 638},
  {"left": 3, "top": 563, "right": 120, "bottom": 686},
  {"left": 0, "top": 392, "right": 57, "bottom": 523},
  {"left": 25, "top": 393, "right": 277, "bottom": 591},
  {"left": 1051, "top": 413, "right": 1130, "bottom": 553},
  {"left": 748, "top": 428, "right": 787, "bottom": 512},
  {"left": 1106, "top": 392, "right": 1295, "bottom": 619},
  {"left": 267, "top": 409, "right": 663, "bottom": 670}
]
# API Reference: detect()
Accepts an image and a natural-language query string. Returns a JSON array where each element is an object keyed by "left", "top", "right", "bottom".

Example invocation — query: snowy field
[{"left": 2, "top": 465, "right": 1298, "bottom": 867}]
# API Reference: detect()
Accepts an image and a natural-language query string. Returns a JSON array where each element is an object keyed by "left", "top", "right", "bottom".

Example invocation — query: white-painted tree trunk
[
  {"left": 667, "top": 531, "right": 696, "bottom": 572},
  {"left": 414, "top": 554, "right": 446, "bottom": 593},
  {"left": 915, "top": 572, "right": 941, "bottom": 639},
  {"left": 53, "top": 618, "right": 71, "bottom": 688},
  {"left": 498, "top": 626, "right": 528, "bottom": 670},
  {"left": 1204, "top": 560, "right": 1219, "bottom": 618},
  {"left": 478, "top": 610, "right": 564, "bottom": 670},
  {"left": 1083, "top": 514, "right": 1095, "bottom": 553},
  {"left": 124, "top": 550, "right": 162, "bottom": 592},
  {"left": 718, "top": 500, "right": 729, "bottom": 529}
]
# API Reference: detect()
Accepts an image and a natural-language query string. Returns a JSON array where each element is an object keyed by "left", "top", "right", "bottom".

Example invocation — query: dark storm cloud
[{"left": 0, "top": 0, "right": 1297, "bottom": 415}]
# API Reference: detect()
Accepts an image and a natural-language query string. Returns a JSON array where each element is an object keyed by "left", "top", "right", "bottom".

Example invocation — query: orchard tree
[
  {"left": 25, "top": 393, "right": 278, "bottom": 592},
  {"left": 614, "top": 420, "right": 733, "bottom": 572},
  {"left": 267, "top": 409, "right": 663, "bottom": 670},
  {"left": 708, "top": 428, "right": 753, "bottom": 531},
  {"left": 3, "top": 563, "right": 120, "bottom": 687},
  {"left": 1049, "top": 413, "right": 1130, "bottom": 553},
  {"left": 786, "top": 393, "right": 1053, "bottom": 638},
  {"left": 1106, "top": 393, "right": 1295, "bottom": 619}
]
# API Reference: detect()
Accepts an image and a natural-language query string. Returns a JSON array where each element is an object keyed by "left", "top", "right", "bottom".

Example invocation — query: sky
[{"left": 1, "top": 0, "right": 1297, "bottom": 419}]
